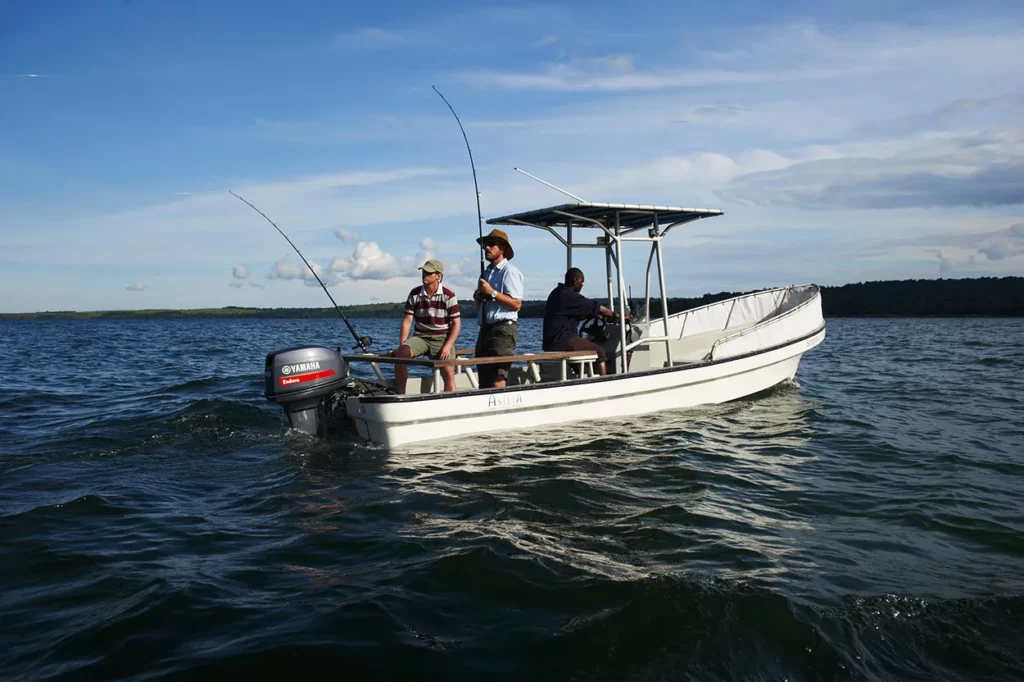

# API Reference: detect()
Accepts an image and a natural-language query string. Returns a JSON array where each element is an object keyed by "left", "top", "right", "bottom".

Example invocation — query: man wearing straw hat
[{"left": 473, "top": 228, "right": 524, "bottom": 389}]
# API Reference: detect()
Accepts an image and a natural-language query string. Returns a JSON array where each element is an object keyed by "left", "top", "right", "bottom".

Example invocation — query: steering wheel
[{"left": 580, "top": 315, "right": 609, "bottom": 343}]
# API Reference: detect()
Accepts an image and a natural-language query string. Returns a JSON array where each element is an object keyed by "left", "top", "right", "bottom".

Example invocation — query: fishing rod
[
  {"left": 229, "top": 191, "right": 373, "bottom": 353},
  {"left": 432, "top": 85, "right": 485, "bottom": 276}
]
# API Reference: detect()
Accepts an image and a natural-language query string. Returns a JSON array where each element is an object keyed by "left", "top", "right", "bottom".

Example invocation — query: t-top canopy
[{"left": 487, "top": 202, "right": 723, "bottom": 232}]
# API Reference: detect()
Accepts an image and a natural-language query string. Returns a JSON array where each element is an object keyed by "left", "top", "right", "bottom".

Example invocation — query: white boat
[{"left": 263, "top": 202, "right": 825, "bottom": 448}]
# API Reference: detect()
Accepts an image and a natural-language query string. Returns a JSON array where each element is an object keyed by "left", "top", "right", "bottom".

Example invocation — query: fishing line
[
  {"left": 229, "top": 191, "right": 372, "bottom": 352},
  {"left": 432, "top": 85, "right": 485, "bottom": 276}
]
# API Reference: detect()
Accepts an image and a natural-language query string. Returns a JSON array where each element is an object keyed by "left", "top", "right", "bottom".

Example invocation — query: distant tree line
[
  {"left": 637, "top": 277, "right": 1024, "bottom": 318},
  {"left": 819, "top": 277, "right": 1024, "bottom": 317},
  {"left": 3, "top": 277, "right": 1022, "bottom": 319}
]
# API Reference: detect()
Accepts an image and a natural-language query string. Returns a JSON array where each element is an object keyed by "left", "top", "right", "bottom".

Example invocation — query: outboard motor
[{"left": 265, "top": 346, "right": 349, "bottom": 435}]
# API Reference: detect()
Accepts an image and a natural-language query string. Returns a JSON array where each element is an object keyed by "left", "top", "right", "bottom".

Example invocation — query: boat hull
[{"left": 345, "top": 325, "right": 825, "bottom": 448}]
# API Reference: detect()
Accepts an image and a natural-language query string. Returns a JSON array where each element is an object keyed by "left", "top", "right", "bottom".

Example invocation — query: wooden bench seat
[{"left": 342, "top": 350, "right": 602, "bottom": 392}]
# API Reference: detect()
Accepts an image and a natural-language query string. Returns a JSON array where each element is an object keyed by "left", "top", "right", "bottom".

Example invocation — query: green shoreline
[{"left": 2, "top": 277, "right": 1022, "bottom": 319}]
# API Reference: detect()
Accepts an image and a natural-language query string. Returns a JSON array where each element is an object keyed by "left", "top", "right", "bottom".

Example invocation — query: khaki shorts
[{"left": 402, "top": 333, "right": 448, "bottom": 359}]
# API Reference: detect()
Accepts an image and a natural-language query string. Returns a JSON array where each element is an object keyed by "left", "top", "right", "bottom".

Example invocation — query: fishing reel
[{"left": 355, "top": 336, "right": 373, "bottom": 351}]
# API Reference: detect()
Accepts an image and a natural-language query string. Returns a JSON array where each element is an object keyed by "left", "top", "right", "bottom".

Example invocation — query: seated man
[
  {"left": 393, "top": 260, "right": 461, "bottom": 394},
  {"left": 542, "top": 267, "right": 628, "bottom": 376}
]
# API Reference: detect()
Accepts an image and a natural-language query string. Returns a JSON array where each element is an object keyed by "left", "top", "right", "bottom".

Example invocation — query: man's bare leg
[
  {"left": 442, "top": 366, "right": 456, "bottom": 392},
  {"left": 394, "top": 345, "right": 414, "bottom": 394}
]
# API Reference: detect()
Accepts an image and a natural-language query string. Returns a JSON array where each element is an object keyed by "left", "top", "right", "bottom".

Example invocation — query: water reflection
[{"left": 270, "top": 382, "right": 823, "bottom": 592}]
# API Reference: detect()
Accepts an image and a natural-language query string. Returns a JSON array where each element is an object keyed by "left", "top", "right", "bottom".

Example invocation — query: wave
[{"left": 976, "top": 357, "right": 1017, "bottom": 366}]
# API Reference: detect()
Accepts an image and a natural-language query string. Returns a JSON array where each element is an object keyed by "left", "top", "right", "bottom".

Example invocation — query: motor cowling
[{"left": 265, "top": 345, "right": 349, "bottom": 435}]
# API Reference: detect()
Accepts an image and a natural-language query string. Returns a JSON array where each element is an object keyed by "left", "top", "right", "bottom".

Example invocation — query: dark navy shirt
[{"left": 542, "top": 283, "right": 602, "bottom": 350}]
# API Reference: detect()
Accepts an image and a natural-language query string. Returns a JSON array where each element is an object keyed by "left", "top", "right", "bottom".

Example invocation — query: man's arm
[
  {"left": 440, "top": 317, "right": 461, "bottom": 360},
  {"left": 596, "top": 304, "right": 631, "bottom": 322},
  {"left": 398, "top": 313, "right": 413, "bottom": 345},
  {"left": 478, "top": 278, "right": 523, "bottom": 312},
  {"left": 559, "top": 291, "right": 602, "bottom": 319},
  {"left": 566, "top": 291, "right": 627, "bottom": 322},
  {"left": 492, "top": 290, "right": 522, "bottom": 312},
  {"left": 498, "top": 266, "right": 525, "bottom": 312}
]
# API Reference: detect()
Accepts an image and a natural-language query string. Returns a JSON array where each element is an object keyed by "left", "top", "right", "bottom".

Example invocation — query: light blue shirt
[{"left": 479, "top": 258, "right": 525, "bottom": 324}]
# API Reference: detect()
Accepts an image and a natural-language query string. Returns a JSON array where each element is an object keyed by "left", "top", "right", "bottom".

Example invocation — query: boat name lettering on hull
[{"left": 487, "top": 394, "right": 524, "bottom": 409}]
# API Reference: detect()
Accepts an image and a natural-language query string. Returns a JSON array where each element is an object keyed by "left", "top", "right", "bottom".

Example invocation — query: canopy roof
[{"left": 487, "top": 202, "right": 723, "bottom": 231}]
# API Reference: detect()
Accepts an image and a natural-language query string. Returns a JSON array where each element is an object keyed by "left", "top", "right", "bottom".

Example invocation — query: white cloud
[
  {"left": 459, "top": 22, "right": 1024, "bottom": 92},
  {"left": 284, "top": 234, "right": 472, "bottom": 285},
  {"left": 126, "top": 283, "right": 146, "bottom": 291},
  {"left": 459, "top": 41, "right": 855, "bottom": 92},
  {"left": 394, "top": 237, "right": 441, "bottom": 277},
  {"left": 861, "top": 221, "right": 1024, "bottom": 280},
  {"left": 10, "top": 166, "right": 452, "bottom": 270},
  {"left": 267, "top": 257, "right": 337, "bottom": 286},
  {"left": 231, "top": 267, "right": 265, "bottom": 289},
  {"left": 417, "top": 237, "right": 436, "bottom": 263},
  {"left": 853, "top": 95, "right": 1024, "bottom": 138},
  {"left": 335, "top": 228, "right": 359, "bottom": 243},
  {"left": 978, "top": 223, "right": 1024, "bottom": 261},
  {"left": 330, "top": 242, "right": 400, "bottom": 280},
  {"left": 444, "top": 256, "right": 476, "bottom": 277},
  {"left": 720, "top": 129, "right": 1024, "bottom": 210},
  {"left": 532, "top": 34, "right": 558, "bottom": 47},
  {"left": 268, "top": 259, "right": 304, "bottom": 280},
  {"left": 931, "top": 250, "right": 956, "bottom": 274}
]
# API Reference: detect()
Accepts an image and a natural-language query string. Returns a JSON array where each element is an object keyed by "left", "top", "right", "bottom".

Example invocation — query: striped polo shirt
[{"left": 404, "top": 285, "right": 461, "bottom": 335}]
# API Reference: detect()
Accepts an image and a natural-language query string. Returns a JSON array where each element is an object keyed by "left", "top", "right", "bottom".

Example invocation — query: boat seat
[{"left": 528, "top": 353, "right": 598, "bottom": 382}]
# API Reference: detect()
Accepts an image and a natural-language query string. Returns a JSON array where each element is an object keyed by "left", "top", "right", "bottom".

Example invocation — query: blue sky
[{"left": 2, "top": 0, "right": 1023, "bottom": 313}]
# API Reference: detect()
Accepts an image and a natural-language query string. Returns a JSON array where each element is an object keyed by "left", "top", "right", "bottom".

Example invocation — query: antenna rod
[
  {"left": 432, "top": 86, "right": 485, "bottom": 276},
  {"left": 514, "top": 167, "right": 588, "bottom": 203},
  {"left": 229, "top": 191, "right": 372, "bottom": 352}
]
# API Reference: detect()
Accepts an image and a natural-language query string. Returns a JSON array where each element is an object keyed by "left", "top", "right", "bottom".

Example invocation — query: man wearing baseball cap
[
  {"left": 473, "top": 228, "right": 524, "bottom": 389},
  {"left": 393, "top": 259, "right": 461, "bottom": 394}
]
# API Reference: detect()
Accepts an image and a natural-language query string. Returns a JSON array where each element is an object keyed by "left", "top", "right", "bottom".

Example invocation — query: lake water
[{"left": 1, "top": 317, "right": 1022, "bottom": 680}]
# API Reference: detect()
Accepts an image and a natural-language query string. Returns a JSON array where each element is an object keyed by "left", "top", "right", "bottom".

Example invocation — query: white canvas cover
[
  {"left": 710, "top": 288, "right": 822, "bottom": 360},
  {"left": 666, "top": 287, "right": 792, "bottom": 339}
]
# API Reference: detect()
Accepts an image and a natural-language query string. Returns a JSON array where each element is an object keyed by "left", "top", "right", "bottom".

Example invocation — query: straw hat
[{"left": 476, "top": 228, "right": 515, "bottom": 260}]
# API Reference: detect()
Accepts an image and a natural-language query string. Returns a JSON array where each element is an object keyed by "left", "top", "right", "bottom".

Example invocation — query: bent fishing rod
[
  {"left": 229, "top": 191, "right": 373, "bottom": 353},
  {"left": 432, "top": 85, "right": 485, "bottom": 277}
]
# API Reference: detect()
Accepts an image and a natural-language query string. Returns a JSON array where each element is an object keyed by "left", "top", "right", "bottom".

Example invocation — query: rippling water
[{"left": 2, "top": 317, "right": 1022, "bottom": 680}]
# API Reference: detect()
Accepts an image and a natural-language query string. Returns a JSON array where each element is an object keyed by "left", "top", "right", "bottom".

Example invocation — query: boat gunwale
[{"left": 354, "top": 321, "right": 825, "bottom": 404}]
